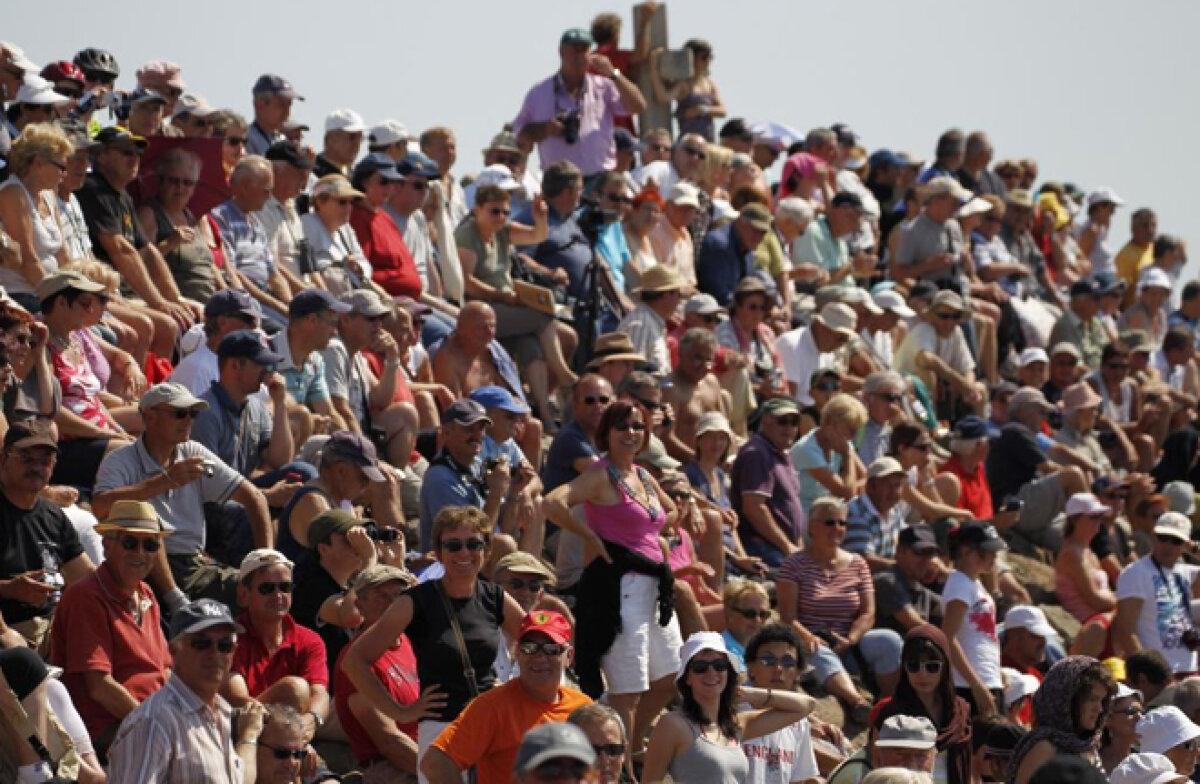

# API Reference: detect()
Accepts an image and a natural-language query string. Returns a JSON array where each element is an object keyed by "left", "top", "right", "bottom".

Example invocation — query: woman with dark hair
[
  {"left": 1099, "top": 684, "right": 1142, "bottom": 773},
  {"left": 642, "top": 632, "right": 816, "bottom": 784},
  {"left": 1007, "top": 656, "right": 1116, "bottom": 784},
  {"left": 648, "top": 39, "right": 726, "bottom": 142},
  {"left": 545, "top": 400, "right": 681, "bottom": 759},
  {"left": 876, "top": 624, "right": 973, "bottom": 784},
  {"left": 889, "top": 419, "right": 972, "bottom": 524},
  {"left": 0, "top": 302, "right": 57, "bottom": 424}
]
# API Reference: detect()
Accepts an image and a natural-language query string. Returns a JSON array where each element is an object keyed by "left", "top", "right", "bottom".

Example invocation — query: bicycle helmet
[
  {"left": 72, "top": 48, "right": 119, "bottom": 80},
  {"left": 40, "top": 61, "right": 85, "bottom": 85}
]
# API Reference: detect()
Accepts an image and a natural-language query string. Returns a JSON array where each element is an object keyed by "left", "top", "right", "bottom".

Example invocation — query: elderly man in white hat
[
  {"left": 776, "top": 302, "right": 857, "bottom": 407},
  {"left": 1115, "top": 511, "right": 1200, "bottom": 676},
  {"left": 844, "top": 457, "right": 910, "bottom": 571},
  {"left": 314, "top": 108, "right": 365, "bottom": 178},
  {"left": 1138, "top": 707, "right": 1200, "bottom": 778},
  {"left": 894, "top": 289, "right": 986, "bottom": 418},
  {"left": 1111, "top": 752, "right": 1190, "bottom": 784},
  {"left": 871, "top": 714, "right": 938, "bottom": 773}
]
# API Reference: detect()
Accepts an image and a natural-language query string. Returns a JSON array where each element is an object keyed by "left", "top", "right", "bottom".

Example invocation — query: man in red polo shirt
[
  {"left": 226, "top": 548, "right": 331, "bottom": 748},
  {"left": 334, "top": 563, "right": 425, "bottom": 781},
  {"left": 49, "top": 499, "right": 173, "bottom": 749}
]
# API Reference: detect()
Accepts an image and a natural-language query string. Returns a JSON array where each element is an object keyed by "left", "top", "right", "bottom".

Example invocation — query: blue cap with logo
[{"left": 469, "top": 385, "right": 530, "bottom": 415}]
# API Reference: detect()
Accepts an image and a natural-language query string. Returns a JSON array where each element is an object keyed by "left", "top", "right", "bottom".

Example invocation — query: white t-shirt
[
  {"left": 1116, "top": 556, "right": 1200, "bottom": 673},
  {"left": 776, "top": 327, "right": 837, "bottom": 406},
  {"left": 941, "top": 570, "right": 1002, "bottom": 689},
  {"left": 742, "top": 717, "right": 819, "bottom": 784},
  {"left": 894, "top": 321, "right": 975, "bottom": 379}
]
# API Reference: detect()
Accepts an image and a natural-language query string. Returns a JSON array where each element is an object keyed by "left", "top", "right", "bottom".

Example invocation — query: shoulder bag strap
[{"left": 435, "top": 580, "right": 480, "bottom": 698}]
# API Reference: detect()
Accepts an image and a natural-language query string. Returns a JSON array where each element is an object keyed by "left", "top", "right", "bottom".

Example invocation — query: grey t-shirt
[
  {"left": 94, "top": 438, "right": 241, "bottom": 556},
  {"left": 874, "top": 565, "right": 943, "bottom": 635},
  {"left": 322, "top": 338, "right": 371, "bottom": 429},
  {"left": 895, "top": 213, "right": 965, "bottom": 284}
]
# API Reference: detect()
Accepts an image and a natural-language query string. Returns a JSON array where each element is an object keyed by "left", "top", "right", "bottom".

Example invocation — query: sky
[{"left": 12, "top": 0, "right": 1200, "bottom": 276}]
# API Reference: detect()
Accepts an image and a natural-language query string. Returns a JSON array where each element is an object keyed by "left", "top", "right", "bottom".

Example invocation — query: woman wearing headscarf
[
  {"left": 777, "top": 152, "right": 831, "bottom": 207},
  {"left": 1007, "top": 655, "right": 1115, "bottom": 784},
  {"left": 876, "top": 624, "right": 972, "bottom": 784}
]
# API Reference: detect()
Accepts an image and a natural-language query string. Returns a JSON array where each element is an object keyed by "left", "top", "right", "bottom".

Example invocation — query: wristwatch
[
  {"left": 611, "top": 68, "right": 622, "bottom": 81},
  {"left": 309, "top": 710, "right": 325, "bottom": 729}
]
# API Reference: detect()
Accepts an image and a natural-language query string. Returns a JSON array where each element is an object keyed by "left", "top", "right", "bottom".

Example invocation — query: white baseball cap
[
  {"left": 958, "top": 196, "right": 994, "bottom": 218},
  {"left": 1065, "top": 492, "right": 1110, "bottom": 517},
  {"left": 473, "top": 163, "right": 521, "bottom": 191},
  {"left": 1087, "top": 187, "right": 1125, "bottom": 208},
  {"left": 1139, "top": 267, "right": 1173, "bottom": 292},
  {"left": 1018, "top": 347, "right": 1049, "bottom": 368},
  {"left": 1111, "top": 753, "right": 1187, "bottom": 784},
  {"left": 667, "top": 181, "right": 702, "bottom": 209},
  {"left": 873, "top": 289, "right": 915, "bottom": 318},
  {"left": 816, "top": 302, "right": 857, "bottom": 338},
  {"left": 1003, "top": 605, "right": 1058, "bottom": 640},
  {"left": 325, "top": 108, "right": 365, "bottom": 134},
  {"left": 1116, "top": 683, "right": 1144, "bottom": 703},
  {"left": 1138, "top": 706, "right": 1200, "bottom": 754},
  {"left": 1002, "top": 667, "right": 1039, "bottom": 708},
  {"left": 237, "top": 548, "right": 294, "bottom": 582},
  {"left": 0, "top": 43, "right": 38, "bottom": 75},
  {"left": 16, "top": 75, "right": 68, "bottom": 106},
  {"left": 369, "top": 119, "right": 411, "bottom": 147},
  {"left": 1154, "top": 511, "right": 1192, "bottom": 542},
  {"left": 838, "top": 286, "right": 882, "bottom": 315}
]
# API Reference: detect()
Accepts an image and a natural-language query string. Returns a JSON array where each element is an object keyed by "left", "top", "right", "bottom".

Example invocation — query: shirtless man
[
  {"left": 432, "top": 302, "right": 543, "bottom": 464},
  {"left": 665, "top": 328, "right": 731, "bottom": 463}
]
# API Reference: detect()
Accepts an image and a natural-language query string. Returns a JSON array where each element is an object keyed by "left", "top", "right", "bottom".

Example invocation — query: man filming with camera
[{"left": 513, "top": 27, "right": 646, "bottom": 183}]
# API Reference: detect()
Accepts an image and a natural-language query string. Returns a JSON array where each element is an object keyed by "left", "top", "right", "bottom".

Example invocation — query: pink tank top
[
  {"left": 584, "top": 459, "right": 666, "bottom": 562},
  {"left": 1055, "top": 560, "right": 1110, "bottom": 623}
]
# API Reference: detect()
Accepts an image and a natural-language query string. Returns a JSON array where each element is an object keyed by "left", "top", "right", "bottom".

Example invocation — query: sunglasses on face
[
  {"left": 874, "top": 392, "right": 904, "bottom": 404},
  {"left": 532, "top": 761, "right": 589, "bottom": 781},
  {"left": 441, "top": 537, "right": 488, "bottom": 553},
  {"left": 1157, "top": 535, "right": 1188, "bottom": 546},
  {"left": 688, "top": 657, "right": 732, "bottom": 674},
  {"left": 909, "top": 442, "right": 932, "bottom": 452},
  {"left": 225, "top": 136, "right": 247, "bottom": 146},
  {"left": 756, "top": 654, "right": 799, "bottom": 668},
  {"left": 905, "top": 659, "right": 944, "bottom": 675},
  {"left": 681, "top": 146, "right": 706, "bottom": 159},
  {"left": 582, "top": 395, "right": 611, "bottom": 406},
  {"left": 505, "top": 577, "right": 544, "bottom": 592},
  {"left": 593, "top": 743, "right": 627, "bottom": 757},
  {"left": 158, "top": 408, "right": 200, "bottom": 420},
  {"left": 517, "top": 641, "right": 568, "bottom": 657},
  {"left": 44, "top": 158, "right": 68, "bottom": 173},
  {"left": 603, "top": 193, "right": 631, "bottom": 204},
  {"left": 822, "top": 518, "right": 848, "bottom": 528},
  {"left": 815, "top": 380, "right": 842, "bottom": 392},
  {"left": 734, "top": 608, "right": 772, "bottom": 621},
  {"left": 1119, "top": 705, "right": 1142, "bottom": 717},
  {"left": 774, "top": 416, "right": 801, "bottom": 427},
  {"left": 700, "top": 314, "right": 720, "bottom": 324},
  {"left": 667, "top": 490, "right": 691, "bottom": 501},
  {"left": 489, "top": 207, "right": 511, "bottom": 217},
  {"left": 934, "top": 311, "right": 960, "bottom": 321},
  {"left": 188, "top": 636, "right": 236, "bottom": 653},
  {"left": 114, "top": 534, "right": 161, "bottom": 553},
  {"left": 263, "top": 743, "right": 307, "bottom": 761},
  {"left": 256, "top": 580, "right": 293, "bottom": 595},
  {"left": 613, "top": 421, "right": 646, "bottom": 433}
]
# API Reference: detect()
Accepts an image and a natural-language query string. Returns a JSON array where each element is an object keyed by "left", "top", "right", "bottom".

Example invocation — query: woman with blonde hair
[
  {"left": 694, "top": 144, "right": 733, "bottom": 202},
  {"left": 790, "top": 393, "right": 868, "bottom": 517},
  {"left": 0, "top": 123, "right": 72, "bottom": 309}
]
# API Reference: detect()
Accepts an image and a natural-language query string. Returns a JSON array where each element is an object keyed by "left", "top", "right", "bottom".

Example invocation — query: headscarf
[
  {"left": 1006, "top": 655, "right": 1114, "bottom": 784},
  {"left": 777, "top": 152, "right": 822, "bottom": 202},
  {"left": 876, "top": 624, "right": 972, "bottom": 784}
]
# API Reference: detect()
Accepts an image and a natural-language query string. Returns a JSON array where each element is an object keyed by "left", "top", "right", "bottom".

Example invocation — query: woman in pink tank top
[
  {"left": 545, "top": 401, "right": 685, "bottom": 762},
  {"left": 1054, "top": 494, "right": 1117, "bottom": 658}
]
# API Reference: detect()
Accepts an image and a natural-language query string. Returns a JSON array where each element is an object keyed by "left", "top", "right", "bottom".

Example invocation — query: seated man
[
  {"left": 470, "top": 385, "right": 546, "bottom": 555},
  {"left": 0, "top": 420, "right": 95, "bottom": 650},
  {"left": 730, "top": 398, "right": 806, "bottom": 568},
  {"left": 844, "top": 457, "right": 910, "bottom": 572},
  {"left": 873, "top": 525, "right": 944, "bottom": 635},
  {"left": 49, "top": 499, "right": 170, "bottom": 747},
  {"left": 334, "top": 564, "right": 423, "bottom": 781},
  {"left": 664, "top": 328, "right": 732, "bottom": 464},
  {"left": 870, "top": 715, "right": 937, "bottom": 775},
  {"left": 617, "top": 264, "right": 682, "bottom": 373},
  {"left": 255, "top": 704, "right": 312, "bottom": 784},
  {"left": 270, "top": 290, "right": 350, "bottom": 447},
  {"left": 93, "top": 383, "right": 273, "bottom": 609},
  {"left": 776, "top": 303, "right": 856, "bottom": 406},
  {"left": 323, "top": 289, "right": 419, "bottom": 468},
  {"left": 226, "top": 549, "right": 329, "bottom": 748},
  {"left": 695, "top": 203, "right": 772, "bottom": 306},
  {"left": 169, "top": 288, "right": 263, "bottom": 396},
  {"left": 422, "top": 610, "right": 592, "bottom": 784},
  {"left": 894, "top": 290, "right": 985, "bottom": 419}
]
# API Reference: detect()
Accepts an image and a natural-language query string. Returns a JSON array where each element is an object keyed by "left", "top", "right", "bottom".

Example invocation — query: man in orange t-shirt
[{"left": 422, "top": 610, "right": 592, "bottom": 784}]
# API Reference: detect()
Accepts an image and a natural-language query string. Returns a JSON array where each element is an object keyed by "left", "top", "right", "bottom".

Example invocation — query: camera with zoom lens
[
  {"left": 363, "top": 522, "right": 401, "bottom": 543},
  {"left": 558, "top": 109, "right": 581, "bottom": 145}
]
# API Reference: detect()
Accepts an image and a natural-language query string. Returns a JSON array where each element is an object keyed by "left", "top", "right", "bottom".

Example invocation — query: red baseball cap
[{"left": 519, "top": 610, "right": 571, "bottom": 645}]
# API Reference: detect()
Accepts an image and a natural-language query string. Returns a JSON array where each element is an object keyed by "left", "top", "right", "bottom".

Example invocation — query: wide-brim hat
[
  {"left": 94, "top": 499, "right": 175, "bottom": 536},
  {"left": 634, "top": 265, "right": 682, "bottom": 294},
  {"left": 587, "top": 332, "right": 647, "bottom": 368}
]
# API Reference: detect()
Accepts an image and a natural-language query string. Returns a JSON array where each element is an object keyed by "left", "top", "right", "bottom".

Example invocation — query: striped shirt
[
  {"left": 843, "top": 494, "right": 907, "bottom": 560},
  {"left": 107, "top": 673, "right": 244, "bottom": 783},
  {"left": 778, "top": 551, "right": 872, "bottom": 636}
]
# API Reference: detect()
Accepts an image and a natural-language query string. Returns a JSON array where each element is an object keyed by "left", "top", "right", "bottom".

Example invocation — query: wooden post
[{"left": 633, "top": 2, "right": 692, "bottom": 139}]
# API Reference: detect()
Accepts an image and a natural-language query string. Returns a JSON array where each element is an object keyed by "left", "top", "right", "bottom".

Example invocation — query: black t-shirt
[
  {"left": 405, "top": 578, "right": 506, "bottom": 721},
  {"left": 290, "top": 553, "right": 352, "bottom": 683},
  {"left": 74, "top": 172, "right": 147, "bottom": 265},
  {"left": 0, "top": 493, "right": 83, "bottom": 624},
  {"left": 874, "top": 566, "right": 943, "bottom": 635},
  {"left": 986, "top": 423, "right": 1045, "bottom": 503}
]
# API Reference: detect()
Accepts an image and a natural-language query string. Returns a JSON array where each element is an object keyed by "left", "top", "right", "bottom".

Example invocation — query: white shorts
[
  {"left": 601, "top": 572, "right": 683, "bottom": 694},
  {"left": 416, "top": 719, "right": 466, "bottom": 784}
]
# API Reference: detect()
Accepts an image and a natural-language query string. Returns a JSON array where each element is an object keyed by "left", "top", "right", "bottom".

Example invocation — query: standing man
[
  {"left": 248, "top": 73, "right": 302, "bottom": 156},
  {"left": 314, "top": 109, "right": 365, "bottom": 179},
  {"left": 514, "top": 27, "right": 646, "bottom": 181},
  {"left": 1116, "top": 209, "right": 1158, "bottom": 303},
  {"left": 107, "top": 599, "right": 265, "bottom": 782},
  {"left": 731, "top": 398, "right": 806, "bottom": 567}
]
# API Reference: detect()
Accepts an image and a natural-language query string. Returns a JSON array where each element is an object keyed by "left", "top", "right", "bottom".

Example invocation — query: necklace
[
  {"left": 607, "top": 463, "right": 660, "bottom": 520},
  {"left": 47, "top": 332, "right": 72, "bottom": 352}
]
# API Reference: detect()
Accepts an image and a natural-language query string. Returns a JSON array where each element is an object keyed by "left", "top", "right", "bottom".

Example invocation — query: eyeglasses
[
  {"left": 815, "top": 380, "right": 842, "bottom": 392},
  {"left": 188, "top": 636, "right": 236, "bottom": 653},
  {"left": 681, "top": 146, "right": 707, "bottom": 160},
  {"left": 406, "top": 179, "right": 428, "bottom": 191},
  {"left": 517, "top": 641, "right": 568, "bottom": 657},
  {"left": 489, "top": 207, "right": 511, "bottom": 217},
  {"left": 592, "top": 743, "right": 627, "bottom": 757},
  {"left": 256, "top": 580, "right": 293, "bottom": 595},
  {"left": 262, "top": 743, "right": 308, "bottom": 761},
  {"left": 225, "top": 136, "right": 247, "bottom": 146},
  {"left": 1119, "top": 705, "right": 1142, "bottom": 717},
  {"left": 505, "top": 577, "right": 545, "bottom": 592},
  {"left": 582, "top": 395, "right": 611, "bottom": 406},
  {"left": 157, "top": 408, "right": 200, "bottom": 420},
  {"left": 441, "top": 537, "right": 488, "bottom": 553},
  {"left": 667, "top": 490, "right": 691, "bottom": 501},
  {"left": 632, "top": 396, "right": 661, "bottom": 411},
  {"left": 1157, "top": 535, "right": 1188, "bottom": 546},
  {"left": 494, "top": 154, "right": 522, "bottom": 167},
  {"left": 163, "top": 175, "right": 197, "bottom": 188},
  {"left": 905, "top": 660, "right": 944, "bottom": 675},
  {"left": 774, "top": 416, "right": 800, "bottom": 427},
  {"left": 874, "top": 392, "right": 904, "bottom": 403},
  {"left": 734, "top": 608, "right": 772, "bottom": 621},
  {"left": 700, "top": 314, "right": 720, "bottom": 324},
  {"left": 822, "top": 518, "right": 848, "bottom": 528},
  {"left": 44, "top": 158, "right": 68, "bottom": 173},
  {"left": 613, "top": 421, "right": 646, "bottom": 433},
  {"left": 687, "top": 658, "right": 732, "bottom": 674},
  {"left": 934, "top": 311, "right": 960, "bottom": 321},
  {"left": 114, "top": 535, "right": 162, "bottom": 553},
  {"left": 756, "top": 654, "right": 799, "bottom": 668}
]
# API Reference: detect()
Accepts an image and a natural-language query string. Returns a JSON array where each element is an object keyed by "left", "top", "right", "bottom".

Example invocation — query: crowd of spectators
[{"left": 0, "top": 6, "right": 1195, "bottom": 783}]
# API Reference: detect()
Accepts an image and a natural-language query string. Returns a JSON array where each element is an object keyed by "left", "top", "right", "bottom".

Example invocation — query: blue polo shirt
[
  {"left": 192, "top": 381, "right": 273, "bottom": 476},
  {"left": 525, "top": 207, "right": 592, "bottom": 299},
  {"left": 696, "top": 222, "right": 755, "bottom": 306}
]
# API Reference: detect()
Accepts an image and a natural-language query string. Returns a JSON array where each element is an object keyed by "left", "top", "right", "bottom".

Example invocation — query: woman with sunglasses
[
  {"left": 778, "top": 496, "right": 903, "bottom": 724},
  {"left": 1087, "top": 342, "right": 1159, "bottom": 472},
  {"left": 643, "top": 632, "right": 815, "bottom": 784},
  {"left": 1055, "top": 495, "right": 1119, "bottom": 660},
  {"left": 0, "top": 303, "right": 56, "bottom": 425},
  {"left": 1008, "top": 656, "right": 1115, "bottom": 784},
  {"left": 211, "top": 110, "right": 249, "bottom": 181},
  {"left": 71, "top": 262, "right": 147, "bottom": 405},
  {"left": 797, "top": 368, "right": 843, "bottom": 436},
  {"left": 1098, "top": 684, "right": 1142, "bottom": 773},
  {"left": 875, "top": 625, "right": 973, "bottom": 784},
  {"left": 889, "top": 420, "right": 973, "bottom": 525},
  {"left": 135, "top": 147, "right": 218, "bottom": 302},
  {"left": 545, "top": 401, "right": 683, "bottom": 759},
  {"left": 344, "top": 505, "right": 525, "bottom": 780},
  {"left": 716, "top": 276, "right": 787, "bottom": 401},
  {"left": 0, "top": 123, "right": 73, "bottom": 311}
]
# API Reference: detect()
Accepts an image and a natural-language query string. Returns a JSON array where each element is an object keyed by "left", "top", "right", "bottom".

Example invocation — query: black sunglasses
[
  {"left": 189, "top": 636, "right": 236, "bottom": 653},
  {"left": 263, "top": 743, "right": 307, "bottom": 761},
  {"left": 822, "top": 518, "right": 848, "bottom": 528},
  {"left": 688, "top": 658, "right": 732, "bottom": 674},
  {"left": 517, "top": 641, "right": 568, "bottom": 657},
  {"left": 874, "top": 392, "right": 904, "bottom": 403},
  {"left": 734, "top": 608, "right": 771, "bottom": 621},
  {"left": 441, "top": 537, "right": 488, "bottom": 553},
  {"left": 905, "top": 660, "right": 944, "bottom": 675},
  {"left": 614, "top": 421, "right": 646, "bottom": 433},
  {"left": 505, "top": 577, "right": 545, "bottom": 592},
  {"left": 632, "top": 396, "right": 661, "bottom": 411},
  {"left": 583, "top": 395, "right": 611, "bottom": 405},
  {"left": 256, "top": 580, "right": 293, "bottom": 596},
  {"left": 593, "top": 743, "right": 627, "bottom": 757},
  {"left": 159, "top": 408, "right": 200, "bottom": 420},
  {"left": 115, "top": 535, "right": 161, "bottom": 553},
  {"left": 756, "top": 654, "right": 799, "bottom": 669}
]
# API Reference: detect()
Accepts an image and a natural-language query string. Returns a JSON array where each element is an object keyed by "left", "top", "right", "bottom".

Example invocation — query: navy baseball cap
[
  {"left": 397, "top": 151, "right": 440, "bottom": 179},
  {"left": 869, "top": 149, "right": 905, "bottom": 169},
  {"left": 952, "top": 415, "right": 988, "bottom": 440},
  {"left": 265, "top": 140, "right": 314, "bottom": 170},
  {"left": 289, "top": 289, "right": 351, "bottom": 319},
  {"left": 443, "top": 399, "right": 491, "bottom": 426},
  {"left": 252, "top": 73, "right": 303, "bottom": 100},
  {"left": 352, "top": 153, "right": 404, "bottom": 184},
  {"left": 469, "top": 385, "right": 530, "bottom": 415},
  {"left": 168, "top": 599, "right": 244, "bottom": 641},
  {"left": 217, "top": 330, "right": 283, "bottom": 366},
  {"left": 204, "top": 289, "right": 260, "bottom": 320},
  {"left": 831, "top": 191, "right": 864, "bottom": 211}
]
